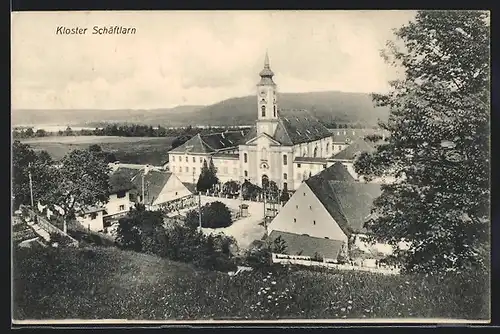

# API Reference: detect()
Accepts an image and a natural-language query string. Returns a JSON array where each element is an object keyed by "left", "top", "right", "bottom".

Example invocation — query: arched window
[
  {"left": 326, "top": 143, "right": 330, "bottom": 155},
  {"left": 244, "top": 153, "right": 248, "bottom": 163},
  {"left": 283, "top": 154, "right": 288, "bottom": 165},
  {"left": 261, "top": 105, "right": 266, "bottom": 117},
  {"left": 244, "top": 170, "right": 248, "bottom": 177},
  {"left": 273, "top": 105, "right": 277, "bottom": 117},
  {"left": 313, "top": 147, "right": 318, "bottom": 157},
  {"left": 283, "top": 173, "right": 287, "bottom": 180}
]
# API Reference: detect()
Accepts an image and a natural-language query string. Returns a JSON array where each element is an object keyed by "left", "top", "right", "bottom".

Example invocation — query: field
[
  {"left": 19, "top": 136, "right": 175, "bottom": 166},
  {"left": 12, "top": 246, "right": 489, "bottom": 321}
]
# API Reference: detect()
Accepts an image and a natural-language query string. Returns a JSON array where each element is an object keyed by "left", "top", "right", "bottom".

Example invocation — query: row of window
[
  {"left": 172, "top": 165, "right": 238, "bottom": 175},
  {"left": 171, "top": 155, "right": 205, "bottom": 163}
]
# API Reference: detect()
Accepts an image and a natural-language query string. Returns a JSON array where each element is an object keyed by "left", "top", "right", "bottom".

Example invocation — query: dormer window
[{"left": 261, "top": 105, "right": 266, "bottom": 117}]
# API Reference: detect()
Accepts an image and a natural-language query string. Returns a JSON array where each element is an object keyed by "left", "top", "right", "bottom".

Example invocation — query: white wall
[
  {"left": 169, "top": 153, "right": 208, "bottom": 183},
  {"left": 153, "top": 174, "right": 192, "bottom": 206},
  {"left": 104, "top": 191, "right": 132, "bottom": 217},
  {"left": 77, "top": 210, "right": 104, "bottom": 232},
  {"left": 212, "top": 157, "right": 240, "bottom": 184},
  {"left": 268, "top": 182, "right": 348, "bottom": 243}
]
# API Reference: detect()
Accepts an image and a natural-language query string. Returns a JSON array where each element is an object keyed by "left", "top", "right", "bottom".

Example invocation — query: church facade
[{"left": 168, "top": 54, "right": 349, "bottom": 191}]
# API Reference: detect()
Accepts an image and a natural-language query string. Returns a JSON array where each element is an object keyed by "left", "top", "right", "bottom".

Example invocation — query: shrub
[
  {"left": 201, "top": 201, "right": 232, "bottom": 228},
  {"left": 48, "top": 233, "right": 73, "bottom": 247},
  {"left": 115, "top": 205, "right": 167, "bottom": 256}
]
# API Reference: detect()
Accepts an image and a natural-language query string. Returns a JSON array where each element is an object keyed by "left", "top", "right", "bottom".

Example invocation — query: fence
[
  {"left": 21, "top": 205, "right": 79, "bottom": 247},
  {"left": 271, "top": 253, "right": 400, "bottom": 275}
]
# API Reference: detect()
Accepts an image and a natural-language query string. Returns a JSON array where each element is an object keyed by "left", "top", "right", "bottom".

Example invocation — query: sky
[{"left": 11, "top": 10, "right": 416, "bottom": 110}]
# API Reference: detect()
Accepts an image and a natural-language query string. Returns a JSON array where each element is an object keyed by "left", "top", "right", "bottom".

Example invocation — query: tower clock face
[{"left": 260, "top": 90, "right": 266, "bottom": 96}]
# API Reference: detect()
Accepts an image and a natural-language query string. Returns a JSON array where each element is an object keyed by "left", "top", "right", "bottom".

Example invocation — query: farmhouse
[
  {"left": 102, "top": 170, "right": 136, "bottom": 228},
  {"left": 267, "top": 162, "right": 381, "bottom": 262},
  {"left": 36, "top": 201, "right": 107, "bottom": 233},
  {"left": 128, "top": 166, "right": 195, "bottom": 211}
]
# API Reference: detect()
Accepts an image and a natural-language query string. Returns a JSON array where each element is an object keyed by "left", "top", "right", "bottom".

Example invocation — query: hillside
[
  {"left": 11, "top": 105, "right": 204, "bottom": 128},
  {"left": 13, "top": 245, "right": 488, "bottom": 321},
  {"left": 192, "top": 91, "right": 388, "bottom": 127},
  {"left": 12, "top": 91, "right": 388, "bottom": 128}
]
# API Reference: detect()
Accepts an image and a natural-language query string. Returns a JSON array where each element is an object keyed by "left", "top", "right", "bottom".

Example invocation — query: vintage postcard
[{"left": 11, "top": 10, "right": 491, "bottom": 324}]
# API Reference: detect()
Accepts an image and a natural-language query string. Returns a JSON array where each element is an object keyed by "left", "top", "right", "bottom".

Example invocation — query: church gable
[{"left": 245, "top": 132, "right": 281, "bottom": 146}]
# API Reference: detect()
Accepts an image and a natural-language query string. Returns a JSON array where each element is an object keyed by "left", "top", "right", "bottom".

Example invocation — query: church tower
[{"left": 256, "top": 52, "right": 279, "bottom": 137}]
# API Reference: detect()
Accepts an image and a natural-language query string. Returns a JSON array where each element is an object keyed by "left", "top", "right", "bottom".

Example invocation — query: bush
[
  {"left": 201, "top": 201, "right": 232, "bottom": 228},
  {"left": 48, "top": 233, "right": 73, "bottom": 247}
]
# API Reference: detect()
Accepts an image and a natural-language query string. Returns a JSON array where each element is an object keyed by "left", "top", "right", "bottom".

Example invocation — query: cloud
[{"left": 11, "top": 10, "right": 416, "bottom": 109}]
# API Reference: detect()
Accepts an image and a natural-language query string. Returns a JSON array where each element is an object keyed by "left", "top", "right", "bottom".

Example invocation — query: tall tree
[
  {"left": 196, "top": 159, "right": 211, "bottom": 193},
  {"left": 41, "top": 149, "right": 111, "bottom": 233},
  {"left": 354, "top": 10, "right": 490, "bottom": 273},
  {"left": 12, "top": 141, "right": 56, "bottom": 209},
  {"left": 279, "top": 186, "right": 290, "bottom": 205},
  {"left": 207, "top": 157, "right": 219, "bottom": 188}
]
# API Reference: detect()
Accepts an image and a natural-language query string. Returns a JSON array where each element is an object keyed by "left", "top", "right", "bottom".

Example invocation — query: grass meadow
[
  {"left": 12, "top": 246, "right": 489, "bottom": 321},
  {"left": 19, "top": 136, "right": 175, "bottom": 165}
]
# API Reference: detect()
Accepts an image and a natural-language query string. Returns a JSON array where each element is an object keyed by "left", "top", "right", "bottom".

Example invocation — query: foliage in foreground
[
  {"left": 184, "top": 201, "right": 233, "bottom": 229},
  {"left": 354, "top": 10, "right": 490, "bottom": 273},
  {"left": 13, "top": 246, "right": 489, "bottom": 320},
  {"left": 115, "top": 205, "right": 237, "bottom": 272}
]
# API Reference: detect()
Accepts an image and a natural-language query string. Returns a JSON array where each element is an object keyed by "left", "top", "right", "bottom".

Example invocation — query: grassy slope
[
  {"left": 13, "top": 246, "right": 489, "bottom": 321},
  {"left": 20, "top": 137, "right": 175, "bottom": 165}
]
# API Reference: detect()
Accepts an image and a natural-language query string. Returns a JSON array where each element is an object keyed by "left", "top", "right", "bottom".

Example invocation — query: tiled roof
[
  {"left": 242, "top": 127, "right": 257, "bottom": 144},
  {"left": 112, "top": 167, "right": 141, "bottom": 182},
  {"left": 276, "top": 109, "right": 332, "bottom": 145},
  {"left": 268, "top": 230, "right": 344, "bottom": 260},
  {"left": 293, "top": 156, "right": 328, "bottom": 164},
  {"left": 319, "top": 162, "right": 357, "bottom": 182},
  {"left": 201, "top": 131, "right": 246, "bottom": 151},
  {"left": 329, "top": 128, "right": 389, "bottom": 144},
  {"left": 182, "top": 182, "right": 197, "bottom": 193},
  {"left": 169, "top": 131, "right": 247, "bottom": 154},
  {"left": 329, "top": 181, "right": 381, "bottom": 232},
  {"left": 330, "top": 138, "right": 377, "bottom": 161},
  {"left": 305, "top": 165, "right": 381, "bottom": 235},
  {"left": 130, "top": 170, "right": 174, "bottom": 206},
  {"left": 168, "top": 134, "right": 212, "bottom": 154},
  {"left": 109, "top": 171, "right": 136, "bottom": 194}
]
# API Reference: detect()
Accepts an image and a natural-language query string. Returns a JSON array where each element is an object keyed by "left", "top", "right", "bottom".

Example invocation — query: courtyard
[{"left": 198, "top": 195, "right": 267, "bottom": 250}]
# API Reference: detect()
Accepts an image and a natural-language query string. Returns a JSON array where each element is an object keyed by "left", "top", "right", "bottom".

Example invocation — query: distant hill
[
  {"left": 11, "top": 105, "right": 204, "bottom": 128},
  {"left": 192, "top": 91, "right": 388, "bottom": 127},
  {"left": 12, "top": 91, "right": 389, "bottom": 128}
]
